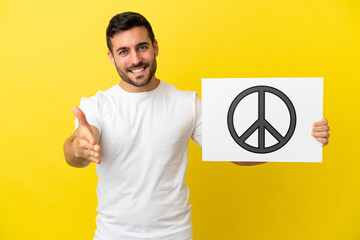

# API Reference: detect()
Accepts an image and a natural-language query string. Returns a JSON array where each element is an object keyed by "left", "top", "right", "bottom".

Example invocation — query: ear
[
  {"left": 107, "top": 50, "right": 116, "bottom": 67},
  {"left": 153, "top": 39, "right": 159, "bottom": 57}
]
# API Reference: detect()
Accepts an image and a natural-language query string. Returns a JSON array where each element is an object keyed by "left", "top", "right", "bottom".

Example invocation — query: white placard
[{"left": 202, "top": 78, "right": 323, "bottom": 162}]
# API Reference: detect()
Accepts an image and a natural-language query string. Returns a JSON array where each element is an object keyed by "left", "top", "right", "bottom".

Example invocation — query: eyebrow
[{"left": 115, "top": 42, "right": 150, "bottom": 53}]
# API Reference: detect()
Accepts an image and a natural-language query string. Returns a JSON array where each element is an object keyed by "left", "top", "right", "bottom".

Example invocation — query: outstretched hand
[
  {"left": 72, "top": 106, "right": 101, "bottom": 164},
  {"left": 311, "top": 118, "right": 330, "bottom": 147}
]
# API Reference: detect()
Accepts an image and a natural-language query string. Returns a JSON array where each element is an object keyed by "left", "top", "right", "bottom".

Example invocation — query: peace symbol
[{"left": 227, "top": 86, "right": 296, "bottom": 154}]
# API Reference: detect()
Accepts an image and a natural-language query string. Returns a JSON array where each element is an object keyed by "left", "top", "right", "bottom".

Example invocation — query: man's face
[{"left": 107, "top": 26, "right": 158, "bottom": 89}]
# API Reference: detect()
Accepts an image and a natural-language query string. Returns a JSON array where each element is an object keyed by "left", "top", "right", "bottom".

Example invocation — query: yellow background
[{"left": 1, "top": 0, "right": 359, "bottom": 239}]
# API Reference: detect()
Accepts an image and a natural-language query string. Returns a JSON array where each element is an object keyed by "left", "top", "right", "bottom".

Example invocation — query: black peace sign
[{"left": 227, "top": 86, "right": 296, "bottom": 154}]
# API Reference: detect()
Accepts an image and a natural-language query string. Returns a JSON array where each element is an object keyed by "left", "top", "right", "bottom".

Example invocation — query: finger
[
  {"left": 72, "top": 106, "right": 89, "bottom": 127},
  {"left": 93, "top": 145, "right": 101, "bottom": 164},
  {"left": 312, "top": 125, "right": 330, "bottom": 132},
  {"left": 92, "top": 156, "right": 101, "bottom": 164},
  {"left": 87, "top": 144, "right": 101, "bottom": 157},
  {"left": 311, "top": 131, "right": 330, "bottom": 138},
  {"left": 315, "top": 137, "right": 329, "bottom": 147},
  {"left": 89, "top": 151, "right": 101, "bottom": 164},
  {"left": 77, "top": 138, "right": 95, "bottom": 153},
  {"left": 75, "top": 136, "right": 100, "bottom": 160},
  {"left": 74, "top": 146, "right": 94, "bottom": 161},
  {"left": 313, "top": 118, "right": 328, "bottom": 127},
  {"left": 93, "top": 144, "right": 101, "bottom": 151},
  {"left": 89, "top": 155, "right": 101, "bottom": 164},
  {"left": 93, "top": 144, "right": 101, "bottom": 153},
  {"left": 80, "top": 140, "right": 103, "bottom": 155},
  {"left": 82, "top": 149, "right": 101, "bottom": 164},
  {"left": 85, "top": 144, "right": 101, "bottom": 164},
  {"left": 93, "top": 151, "right": 101, "bottom": 159}
]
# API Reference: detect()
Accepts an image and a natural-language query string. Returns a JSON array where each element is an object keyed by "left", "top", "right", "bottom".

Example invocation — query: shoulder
[
  {"left": 83, "top": 85, "right": 120, "bottom": 104},
  {"left": 77, "top": 85, "right": 121, "bottom": 116},
  {"left": 160, "top": 81, "right": 199, "bottom": 100},
  {"left": 91, "top": 85, "right": 119, "bottom": 100}
]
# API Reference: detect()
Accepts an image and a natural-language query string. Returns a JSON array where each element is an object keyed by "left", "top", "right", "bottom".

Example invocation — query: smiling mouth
[{"left": 129, "top": 65, "right": 147, "bottom": 74}]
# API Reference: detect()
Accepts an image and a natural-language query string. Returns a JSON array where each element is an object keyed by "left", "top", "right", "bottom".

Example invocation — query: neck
[{"left": 119, "top": 77, "right": 160, "bottom": 93}]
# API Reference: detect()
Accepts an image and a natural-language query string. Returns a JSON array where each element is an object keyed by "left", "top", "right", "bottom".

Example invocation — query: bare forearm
[{"left": 63, "top": 134, "right": 90, "bottom": 168}]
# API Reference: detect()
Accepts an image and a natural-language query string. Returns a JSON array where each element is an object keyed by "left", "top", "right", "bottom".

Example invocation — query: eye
[
  {"left": 119, "top": 50, "right": 127, "bottom": 55},
  {"left": 139, "top": 45, "right": 148, "bottom": 51}
]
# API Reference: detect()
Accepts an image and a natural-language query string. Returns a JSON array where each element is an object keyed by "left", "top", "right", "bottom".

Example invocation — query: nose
[{"left": 130, "top": 50, "right": 141, "bottom": 66}]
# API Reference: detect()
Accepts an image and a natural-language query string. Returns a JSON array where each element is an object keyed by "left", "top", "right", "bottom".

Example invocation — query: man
[{"left": 63, "top": 12, "right": 330, "bottom": 240}]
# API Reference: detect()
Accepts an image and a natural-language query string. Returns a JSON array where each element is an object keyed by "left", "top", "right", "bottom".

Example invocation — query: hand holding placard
[{"left": 311, "top": 118, "right": 330, "bottom": 147}]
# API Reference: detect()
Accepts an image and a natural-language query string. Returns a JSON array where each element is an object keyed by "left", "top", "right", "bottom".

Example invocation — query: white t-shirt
[{"left": 75, "top": 81, "right": 202, "bottom": 240}]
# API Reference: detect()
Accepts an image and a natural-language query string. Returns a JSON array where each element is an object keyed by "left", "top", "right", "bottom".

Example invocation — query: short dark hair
[{"left": 106, "top": 12, "right": 155, "bottom": 53}]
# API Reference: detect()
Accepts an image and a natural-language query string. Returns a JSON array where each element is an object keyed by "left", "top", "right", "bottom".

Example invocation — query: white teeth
[{"left": 131, "top": 67, "right": 144, "bottom": 73}]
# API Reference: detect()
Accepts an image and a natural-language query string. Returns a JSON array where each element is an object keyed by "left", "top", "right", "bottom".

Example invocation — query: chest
[{"left": 98, "top": 96, "right": 194, "bottom": 159}]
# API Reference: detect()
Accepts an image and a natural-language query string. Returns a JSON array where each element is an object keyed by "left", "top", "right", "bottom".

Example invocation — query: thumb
[{"left": 72, "top": 106, "right": 89, "bottom": 127}]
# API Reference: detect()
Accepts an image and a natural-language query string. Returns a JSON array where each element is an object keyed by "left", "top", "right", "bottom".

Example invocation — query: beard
[{"left": 115, "top": 57, "right": 157, "bottom": 88}]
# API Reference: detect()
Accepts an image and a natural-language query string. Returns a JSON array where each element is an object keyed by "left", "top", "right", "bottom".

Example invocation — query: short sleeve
[
  {"left": 191, "top": 94, "right": 202, "bottom": 148},
  {"left": 74, "top": 97, "right": 102, "bottom": 134}
]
